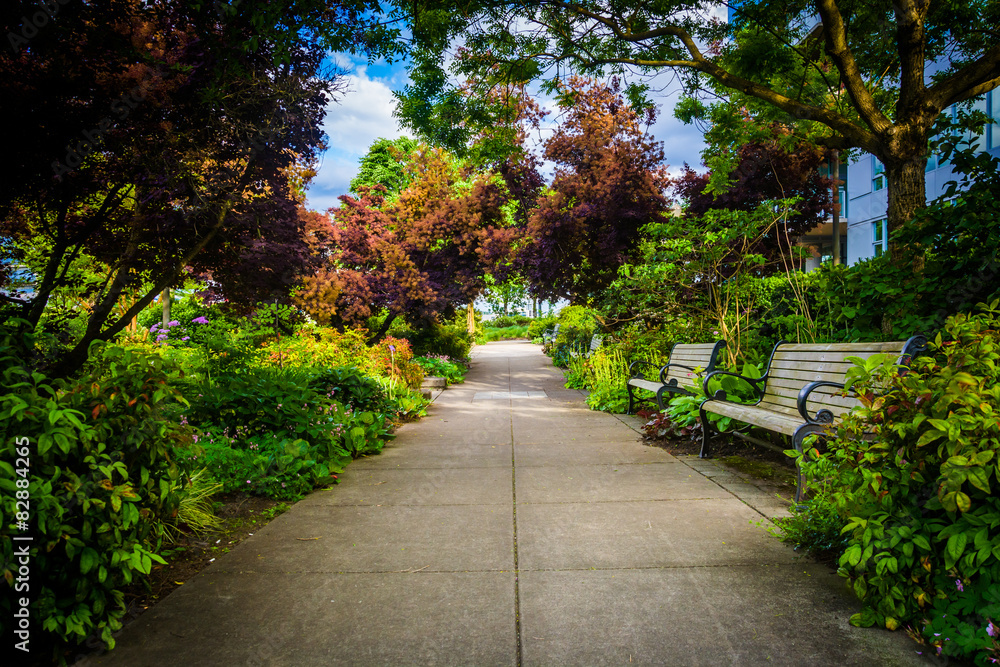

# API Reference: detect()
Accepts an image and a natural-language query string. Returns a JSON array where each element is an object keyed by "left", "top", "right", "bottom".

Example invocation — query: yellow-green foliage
[{"left": 260, "top": 325, "right": 424, "bottom": 389}]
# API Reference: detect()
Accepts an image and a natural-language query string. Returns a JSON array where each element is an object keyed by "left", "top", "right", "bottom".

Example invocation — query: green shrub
[
  {"left": 482, "top": 325, "right": 530, "bottom": 341},
  {"left": 553, "top": 305, "right": 598, "bottom": 351},
  {"left": 392, "top": 321, "right": 472, "bottom": 360},
  {"left": 488, "top": 314, "right": 533, "bottom": 328},
  {"left": 527, "top": 316, "right": 557, "bottom": 340},
  {"left": 183, "top": 432, "right": 347, "bottom": 501},
  {"left": 564, "top": 354, "right": 590, "bottom": 389},
  {"left": 0, "top": 342, "right": 190, "bottom": 658},
  {"left": 307, "top": 366, "right": 393, "bottom": 413},
  {"left": 176, "top": 363, "right": 399, "bottom": 503},
  {"left": 584, "top": 347, "right": 631, "bottom": 413},
  {"left": 795, "top": 301, "right": 1000, "bottom": 665},
  {"left": 413, "top": 355, "right": 466, "bottom": 384},
  {"left": 771, "top": 496, "right": 850, "bottom": 563}
]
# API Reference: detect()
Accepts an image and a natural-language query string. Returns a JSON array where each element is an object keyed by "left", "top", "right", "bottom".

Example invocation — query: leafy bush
[
  {"left": 308, "top": 366, "right": 393, "bottom": 413},
  {"left": 642, "top": 404, "right": 701, "bottom": 440},
  {"left": 183, "top": 433, "right": 347, "bottom": 501},
  {"left": 0, "top": 342, "right": 190, "bottom": 658},
  {"left": 413, "top": 355, "right": 466, "bottom": 385},
  {"left": 392, "top": 321, "right": 472, "bottom": 360},
  {"left": 584, "top": 347, "right": 631, "bottom": 412},
  {"left": 261, "top": 326, "right": 424, "bottom": 389},
  {"left": 482, "top": 325, "right": 530, "bottom": 341},
  {"left": 795, "top": 302, "right": 1000, "bottom": 665},
  {"left": 488, "top": 314, "right": 533, "bottom": 328},
  {"left": 771, "top": 496, "right": 850, "bottom": 563},
  {"left": 553, "top": 305, "right": 598, "bottom": 351},
  {"left": 184, "top": 365, "right": 392, "bottom": 451},
  {"left": 527, "top": 316, "right": 557, "bottom": 340}
]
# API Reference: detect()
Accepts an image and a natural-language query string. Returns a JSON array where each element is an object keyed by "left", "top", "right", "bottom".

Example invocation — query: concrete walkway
[{"left": 88, "top": 341, "right": 930, "bottom": 666}]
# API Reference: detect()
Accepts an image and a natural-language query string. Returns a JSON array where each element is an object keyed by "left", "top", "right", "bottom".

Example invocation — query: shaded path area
[{"left": 89, "top": 341, "right": 929, "bottom": 666}]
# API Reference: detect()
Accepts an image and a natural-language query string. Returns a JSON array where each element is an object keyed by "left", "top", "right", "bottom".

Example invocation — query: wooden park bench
[
  {"left": 580, "top": 333, "right": 603, "bottom": 358},
  {"left": 626, "top": 340, "right": 727, "bottom": 414},
  {"left": 698, "top": 336, "right": 928, "bottom": 501}
]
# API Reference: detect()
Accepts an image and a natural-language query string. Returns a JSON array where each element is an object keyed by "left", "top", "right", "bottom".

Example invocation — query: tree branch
[
  {"left": 814, "top": 0, "right": 894, "bottom": 136},
  {"left": 928, "top": 43, "right": 1000, "bottom": 109},
  {"left": 558, "top": 49, "right": 879, "bottom": 153},
  {"left": 892, "top": 0, "right": 928, "bottom": 115}
]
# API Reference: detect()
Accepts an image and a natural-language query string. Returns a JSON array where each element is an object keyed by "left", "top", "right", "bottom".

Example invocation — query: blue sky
[{"left": 304, "top": 54, "right": 710, "bottom": 213}]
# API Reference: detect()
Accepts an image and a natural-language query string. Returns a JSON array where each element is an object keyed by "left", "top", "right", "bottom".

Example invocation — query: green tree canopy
[
  {"left": 349, "top": 137, "right": 420, "bottom": 199},
  {"left": 395, "top": 0, "right": 1000, "bottom": 240}
]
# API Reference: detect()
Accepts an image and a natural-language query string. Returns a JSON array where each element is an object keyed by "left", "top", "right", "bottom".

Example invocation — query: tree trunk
[
  {"left": 367, "top": 312, "right": 397, "bottom": 345},
  {"left": 161, "top": 287, "right": 171, "bottom": 328},
  {"left": 467, "top": 303, "right": 475, "bottom": 335},
  {"left": 885, "top": 154, "right": 928, "bottom": 263}
]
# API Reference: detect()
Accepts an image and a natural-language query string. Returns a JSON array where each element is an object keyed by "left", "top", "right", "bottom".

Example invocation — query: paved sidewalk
[{"left": 88, "top": 341, "right": 929, "bottom": 666}]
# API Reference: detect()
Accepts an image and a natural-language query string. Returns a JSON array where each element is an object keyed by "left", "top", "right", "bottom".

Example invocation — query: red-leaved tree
[
  {"left": 517, "top": 77, "right": 671, "bottom": 303},
  {"left": 296, "top": 146, "right": 518, "bottom": 340}
]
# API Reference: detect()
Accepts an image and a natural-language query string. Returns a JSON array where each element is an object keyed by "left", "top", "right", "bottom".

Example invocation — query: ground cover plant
[
  {"left": 481, "top": 324, "right": 530, "bottom": 342},
  {"left": 413, "top": 355, "right": 467, "bottom": 385}
]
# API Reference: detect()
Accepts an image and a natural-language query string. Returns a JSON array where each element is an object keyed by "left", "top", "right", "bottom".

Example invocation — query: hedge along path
[{"left": 90, "top": 340, "right": 927, "bottom": 666}]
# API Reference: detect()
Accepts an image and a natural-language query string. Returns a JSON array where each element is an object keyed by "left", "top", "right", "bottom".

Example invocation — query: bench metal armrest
[
  {"left": 628, "top": 360, "right": 659, "bottom": 379},
  {"left": 658, "top": 363, "right": 697, "bottom": 384},
  {"left": 797, "top": 380, "right": 849, "bottom": 424},
  {"left": 701, "top": 370, "right": 765, "bottom": 402}
]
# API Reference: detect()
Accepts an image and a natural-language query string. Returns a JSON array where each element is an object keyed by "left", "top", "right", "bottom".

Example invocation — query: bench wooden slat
[
  {"left": 664, "top": 369, "right": 698, "bottom": 384},
  {"left": 762, "top": 386, "right": 859, "bottom": 411},
  {"left": 765, "top": 368, "right": 860, "bottom": 384},
  {"left": 769, "top": 359, "right": 859, "bottom": 373},
  {"left": 770, "top": 350, "right": 898, "bottom": 363},
  {"left": 668, "top": 354, "right": 715, "bottom": 364},
  {"left": 775, "top": 342, "right": 911, "bottom": 353},
  {"left": 702, "top": 400, "right": 804, "bottom": 435},
  {"left": 759, "top": 394, "right": 855, "bottom": 416},
  {"left": 628, "top": 379, "right": 667, "bottom": 393}
]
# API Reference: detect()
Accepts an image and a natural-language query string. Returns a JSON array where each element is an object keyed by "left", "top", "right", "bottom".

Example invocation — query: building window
[
  {"left": 872, "top": 219, "right": 888, "bottom": 257},
  {"left": 872, "top": 158, "right": 886, "bottom": 191},
  {"left": 837, "top": 186, "right": 848, "bottom": 218}
]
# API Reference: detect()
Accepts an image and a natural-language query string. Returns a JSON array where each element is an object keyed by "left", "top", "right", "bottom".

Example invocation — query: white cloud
[
  {"left": 305, "top": 57, "right": 710, "bottom": 212},
  {"left": 305, "top": 64, "right": 414, "bottom": 212}
]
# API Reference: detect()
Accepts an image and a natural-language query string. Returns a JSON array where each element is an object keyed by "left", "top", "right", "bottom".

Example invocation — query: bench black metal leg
[
  {"left": 791, "top": 423, "right": 826, "bottom": 503},
  {"left": 626, "top": 384, "right": 636, "bottom": 415},
  {"left": 698, "top": 403, "right": 715, "bottom": 458}
]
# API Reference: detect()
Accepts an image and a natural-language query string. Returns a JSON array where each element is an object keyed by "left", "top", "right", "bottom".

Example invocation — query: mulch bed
[{"left": 634, "top": 409, "right": 800, "bottom": 494}]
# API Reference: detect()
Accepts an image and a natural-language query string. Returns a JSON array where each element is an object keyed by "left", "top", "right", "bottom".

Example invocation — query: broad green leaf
[
  {"left": 946, "top": 532, "right": 968, "bottom": 566},
  {"left": 80, "top": 548, "right": 98, "bottom": 574}
]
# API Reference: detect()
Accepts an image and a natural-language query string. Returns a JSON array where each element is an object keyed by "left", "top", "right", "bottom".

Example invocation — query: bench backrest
[
  {"left": 759, "top": 338, "right": 926, "bottom": 419},
  {"left": 588, "top": 334, "right": 603, "bottom": 355},
  {"left": 664, "top": 341, "right": 725, "bottom": 385}
]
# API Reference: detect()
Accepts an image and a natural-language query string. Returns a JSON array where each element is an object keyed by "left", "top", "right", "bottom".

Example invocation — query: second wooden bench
[{"left": 626, "top": 340, "right": 727, "bottom": 413}]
